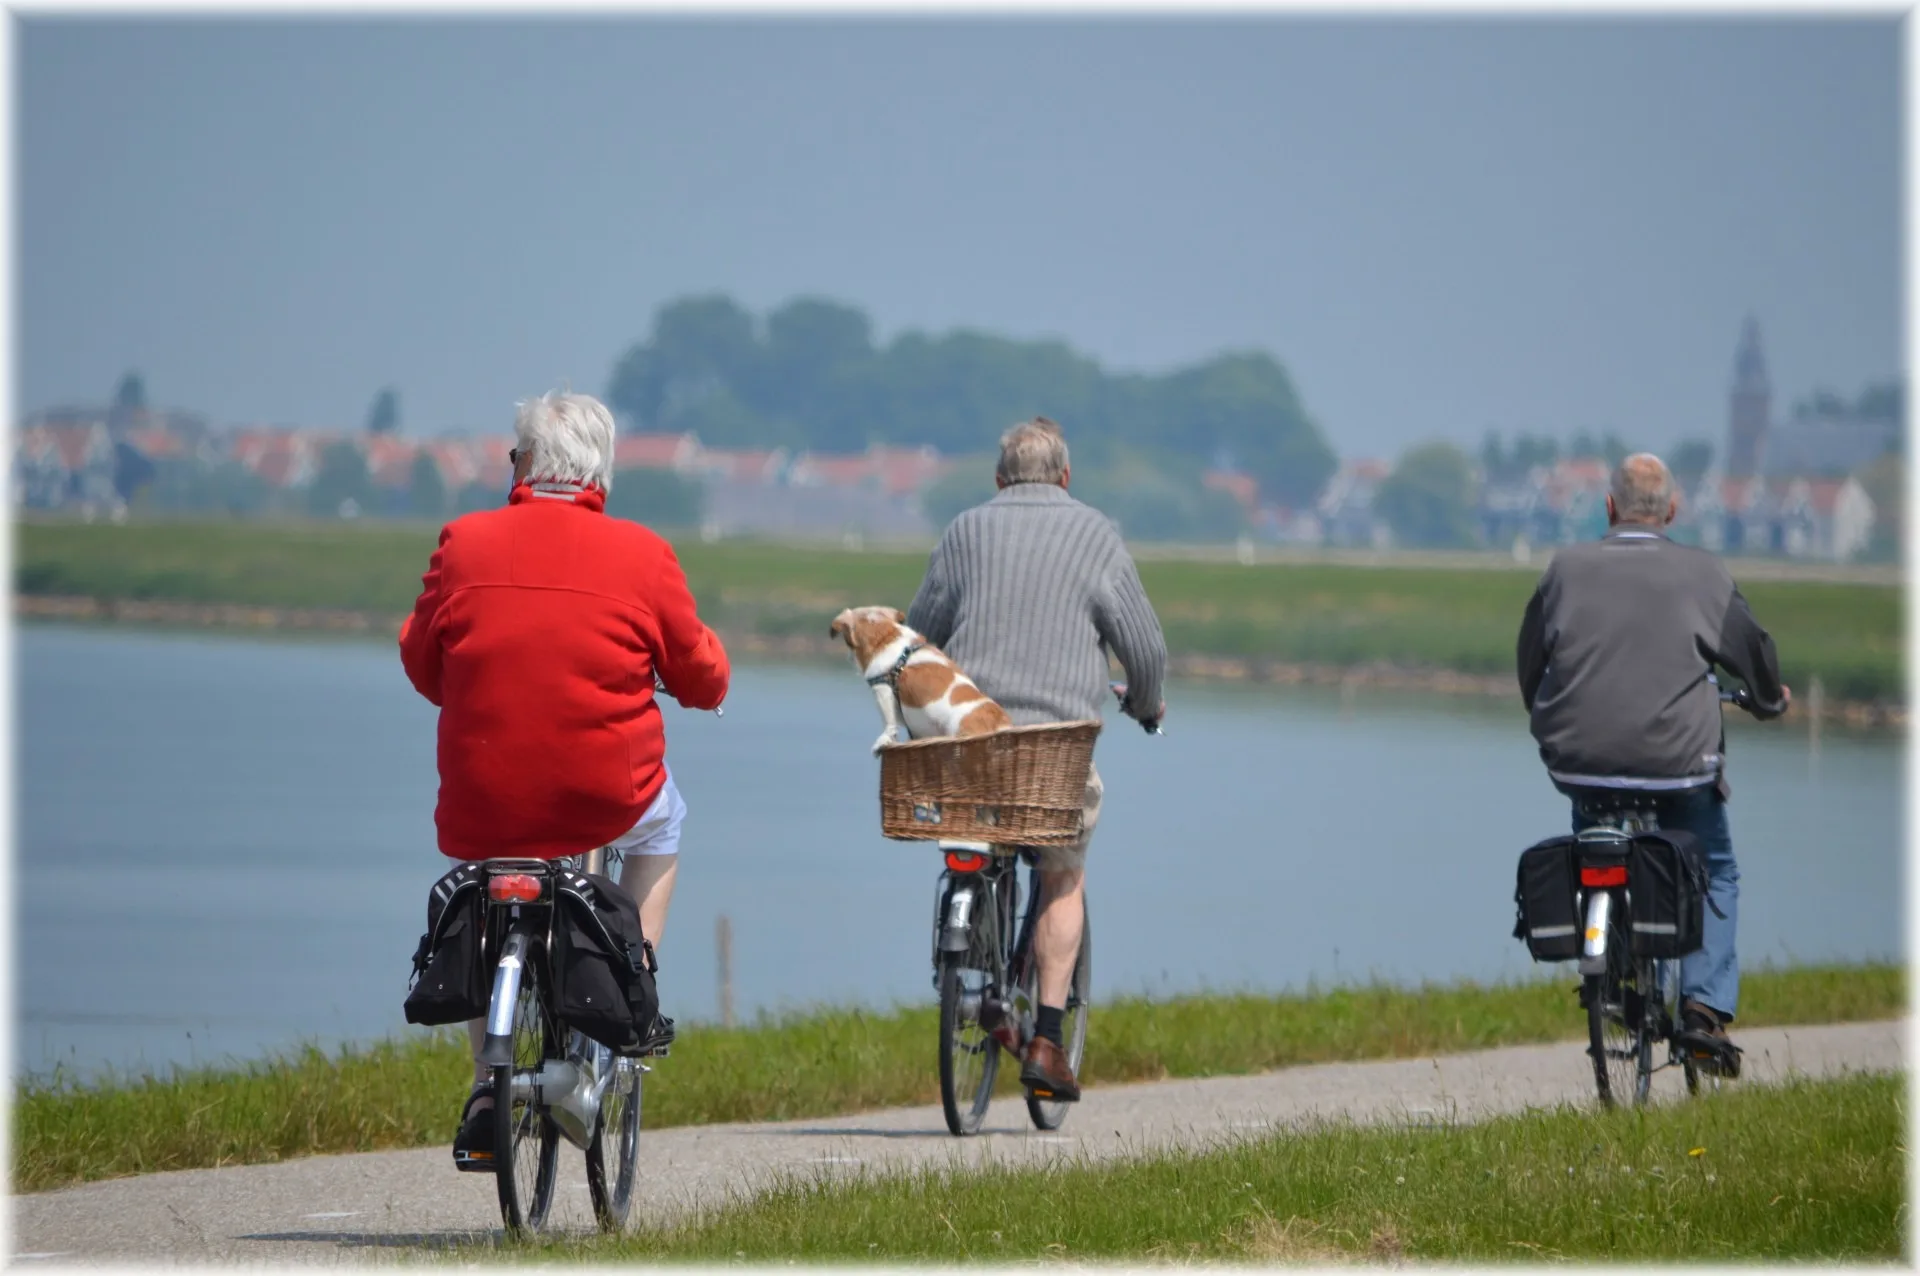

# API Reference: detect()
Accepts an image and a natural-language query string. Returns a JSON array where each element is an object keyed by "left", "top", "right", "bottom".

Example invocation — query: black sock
[{"left": 1035, "top": 1005, "right": 1065, "bottom": 1046}]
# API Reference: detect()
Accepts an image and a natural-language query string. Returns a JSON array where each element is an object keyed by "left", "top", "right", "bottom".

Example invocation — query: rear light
[
  {"left": 488, "top": 873, "right": 543, "bottom": 903},
  {"left": 1580, "top": 865, "right": 1628, "bottom": 888},
  {"left": 945, "top": 849, "right": 989, "bottom": 872}
]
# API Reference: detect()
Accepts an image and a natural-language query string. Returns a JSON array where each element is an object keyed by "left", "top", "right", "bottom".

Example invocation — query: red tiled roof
[
  {"left": 614, "top": 433, "right": 698, "bottom": 470},
  {"left": 1202, "top": 470, "right": 1259, "bottom": 510}
]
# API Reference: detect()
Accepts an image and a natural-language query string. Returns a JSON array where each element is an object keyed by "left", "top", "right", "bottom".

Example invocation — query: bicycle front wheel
[
  {"left": 1584, "top": 901, "right": 1652, "bottom": 1108},
  {"left": 1026, "top": 911, "right": 1091, "bottom": 1131},
  {"left": 587, "top": 1056, "right": 641, "bottom": 1231},
  {"left": 493, "top": 949, "right": 560, "bottom": 1235}
]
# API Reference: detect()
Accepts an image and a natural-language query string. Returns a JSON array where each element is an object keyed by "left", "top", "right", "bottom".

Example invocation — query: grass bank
[
  {"left": 553, "top": 1073, "right": 1904, "bottom": 1263},
  {"left": 13, "top": 519, "right": 1904, "bottom": 702},
  {"left": 15, "top": 963, "right": 1901, "bottom": 1194}
]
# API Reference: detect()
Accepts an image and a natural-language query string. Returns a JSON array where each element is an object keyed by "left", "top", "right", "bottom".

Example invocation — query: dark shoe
[
  {"left": 1020, "top": 1035, "right": 1081, "bottom": 1102},
  {"left": 1678, "top": 1000, "right": 1743, "bottom": 1079},
  {"left": 452, "top": 1086, "right": 496, "bottom": 1173},
  {"left": 638, "top": 1014, "right": 676, "bottom": 1057}
]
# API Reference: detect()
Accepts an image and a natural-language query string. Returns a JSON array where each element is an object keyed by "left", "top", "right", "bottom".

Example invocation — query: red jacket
[{"left": 400, "top": 483, "right": 730, "bottom": 860}]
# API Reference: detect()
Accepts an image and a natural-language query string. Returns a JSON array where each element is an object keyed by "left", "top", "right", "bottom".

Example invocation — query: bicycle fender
[{"left": 480, "top": 928, "right": 536, "bottom": 1068}]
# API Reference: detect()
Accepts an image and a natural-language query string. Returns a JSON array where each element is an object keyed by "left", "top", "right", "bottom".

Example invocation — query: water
[{"left": 16, "top": 624, "right": 1905, "bottom": 1080}]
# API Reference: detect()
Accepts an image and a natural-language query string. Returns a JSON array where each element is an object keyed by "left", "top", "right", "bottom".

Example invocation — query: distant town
[{"left": 13, "top": 317, "right": 1902, "bottom": 564}]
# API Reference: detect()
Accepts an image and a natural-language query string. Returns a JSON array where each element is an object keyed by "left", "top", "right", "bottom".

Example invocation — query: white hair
[
  {"left": 996, "top": 416, "right": 1069, "bottom": 485},
  {"left": 1610, "top": 452, "right": 1675, "bottom": 524},
  {"left": 514, "top": 391, "right": 616, "bottom": 491}
]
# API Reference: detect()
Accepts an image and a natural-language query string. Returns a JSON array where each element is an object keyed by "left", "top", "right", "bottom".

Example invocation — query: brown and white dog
[{"left": 829, "top": 606, "right": 1013, "bottom": 753}]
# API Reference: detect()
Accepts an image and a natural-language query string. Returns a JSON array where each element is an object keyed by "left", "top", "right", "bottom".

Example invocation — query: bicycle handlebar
[
  {"left": 1110, "top": 682, "right": 1163, "bottom": 736},
  {"left": 655, "top": 674, "right": 724, "bottom": 718}
]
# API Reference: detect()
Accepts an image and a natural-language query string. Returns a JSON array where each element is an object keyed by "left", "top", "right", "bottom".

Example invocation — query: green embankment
[
  {"left": 551, "top": 1074, "right": 1904, "bottom": 1263},
  {"left": 14, "top": 963, "right": 1901, "bottom": 1194},
  {"left": 13, "top": 520, "right": 1904, "bottom": 701}
]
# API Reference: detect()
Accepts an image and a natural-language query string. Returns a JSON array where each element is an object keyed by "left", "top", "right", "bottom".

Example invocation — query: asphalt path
[{"left": 12, "top": 1018, "right": 1903, "bottom": 1266}]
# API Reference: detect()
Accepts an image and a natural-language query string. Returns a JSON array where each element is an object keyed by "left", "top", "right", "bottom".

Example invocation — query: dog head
[{"left": 829, "top": 605, "right": 910, "bottom": 666}]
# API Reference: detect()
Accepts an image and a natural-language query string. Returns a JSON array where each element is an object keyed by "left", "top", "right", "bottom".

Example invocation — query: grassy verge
[
  {"left": 14, "top": 519, "right": 1904, "bottom": 701},
  {"left": 551, "top": 1073, "right": 1904, "bottom": 1263},
  {"left": 14, "top": 962, "right": 1901, "bottom": 1194}
]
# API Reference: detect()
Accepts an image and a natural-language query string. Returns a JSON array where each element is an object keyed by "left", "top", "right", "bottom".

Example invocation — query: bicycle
[
  {"left": 930, "top": 685, "right": 1159, "bottom": 1136},
  {"left": 1571, "top": 684, "right": 1748, "bottom": 1108},
  {"left": 472, "top": 844, "right": 654, "bottom": 1235}
]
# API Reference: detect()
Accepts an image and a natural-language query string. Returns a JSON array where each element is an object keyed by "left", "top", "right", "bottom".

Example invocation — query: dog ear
[
  {"left": 890, "top": 608, "right": 906, "bottom": 623},
  {"left": 829, "top": 615, "right": 848, "bottom": 642}
]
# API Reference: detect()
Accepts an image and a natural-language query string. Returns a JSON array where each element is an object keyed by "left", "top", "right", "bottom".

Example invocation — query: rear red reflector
[
  {"left": 488, "top": 873, "right": 543, "bottom": 903},
  {"left": 1580, "top": 866, "right": 1628, "bottom": 888},
  {"left": 944, "top": 850, "right": 989, "bottom": 872}
]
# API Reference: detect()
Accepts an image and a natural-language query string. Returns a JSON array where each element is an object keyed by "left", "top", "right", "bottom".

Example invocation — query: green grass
[
  {"left": 550, "top": 1073, "right": 1904, "bottom": 1263},
  {"left": 14, "top": 963, "right": 1902, "bottom": 1194},
  {"left": 13, "top": 519, "right": 1905, "bottom": 699}
]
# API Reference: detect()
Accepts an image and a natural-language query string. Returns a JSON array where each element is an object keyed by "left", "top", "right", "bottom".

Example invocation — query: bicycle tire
[
  {"left": 494, "top": 951, "right": 560, "bottom": 1235},
  {"left": 1585, "top": 901, "right": 1651, "bottom": 1108},
  {"left": 1025, "top": 910, "right": 1091, "bottom": 1131},
  {"left": 937, "top": 880, "right": 1003, "bottom": 1137},
  {"left": 586, "top": 1056, "right": 641, "bottom": 1231}
]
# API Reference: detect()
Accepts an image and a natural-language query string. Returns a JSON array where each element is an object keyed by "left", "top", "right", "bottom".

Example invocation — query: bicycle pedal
[{"left": 453, "top": 1150, "right": 497, "bottom": 1174}]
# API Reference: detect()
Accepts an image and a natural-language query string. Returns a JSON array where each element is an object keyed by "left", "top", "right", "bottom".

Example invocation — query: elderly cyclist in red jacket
[{"left": 400, "top": 390, "right": 728, "bottom": 1169}]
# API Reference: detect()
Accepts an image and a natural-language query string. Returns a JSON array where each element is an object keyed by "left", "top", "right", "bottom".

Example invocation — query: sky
[{"left": 15, "top": 17, "right": 1904, "bottom": 460}]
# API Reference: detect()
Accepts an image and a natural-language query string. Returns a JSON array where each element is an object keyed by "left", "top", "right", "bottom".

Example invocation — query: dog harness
[{"left": 865, "top": 641, "right": 926, "bottom": 690}]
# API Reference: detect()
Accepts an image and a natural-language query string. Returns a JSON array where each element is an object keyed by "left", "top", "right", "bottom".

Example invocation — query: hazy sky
[{"left": 17, "top": 18, "right": 1902, "bottom": 459}]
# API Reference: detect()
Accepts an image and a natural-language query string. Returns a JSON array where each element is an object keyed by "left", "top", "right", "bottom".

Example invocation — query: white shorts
[{"left": 443, "top": 767, "right": 687, "bottom": 873}]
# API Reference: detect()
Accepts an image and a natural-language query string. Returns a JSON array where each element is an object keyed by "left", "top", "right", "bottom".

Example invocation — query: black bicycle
[
  {"left": 1573, "top": 685, "right": 1749, "bottom": 1107},
  {"left": 474, "top": 845, "right": 650, "bottom": 1235},
  {"left": 931, "top": 685, "right": 1159, "bottom": 1136},
  {"left": 932, "top": 839, "right": 1092, "bottom": 1135}
]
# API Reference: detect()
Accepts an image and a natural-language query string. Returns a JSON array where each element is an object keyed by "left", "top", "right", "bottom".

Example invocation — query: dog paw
[{"left": 871, "top": 729, "right": 903, "bottom": 754}]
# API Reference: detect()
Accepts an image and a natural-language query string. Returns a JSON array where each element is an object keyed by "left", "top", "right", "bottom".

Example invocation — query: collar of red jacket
[{"left": 509, "top": 481, "right": 606, "bottom": 512}]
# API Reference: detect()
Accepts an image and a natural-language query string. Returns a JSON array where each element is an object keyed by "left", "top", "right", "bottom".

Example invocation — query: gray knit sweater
[{"left": 906, "top": 483, "right": 1168, "bottom": 727}]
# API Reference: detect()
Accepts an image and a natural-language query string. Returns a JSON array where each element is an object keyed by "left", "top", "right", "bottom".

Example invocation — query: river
[{"left": 15, "top": 623, "right": 1904, "bottom": 1080}]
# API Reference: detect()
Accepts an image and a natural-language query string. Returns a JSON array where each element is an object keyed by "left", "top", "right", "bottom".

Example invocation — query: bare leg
[
  {"left": 620, "top": 853, "right": 679, "bottom": 951},
  {"left": 1033, "top": 866, "right": 1085, "bottom": 1008}
]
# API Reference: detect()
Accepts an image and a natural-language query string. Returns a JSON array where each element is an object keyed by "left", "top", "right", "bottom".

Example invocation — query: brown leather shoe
[
  {"left": 1678, "top": 999, "right": 1743, "bottom": 1078},
  {"left": 1020, "top": 1035, "right": 1081, "bottom": 1102}
]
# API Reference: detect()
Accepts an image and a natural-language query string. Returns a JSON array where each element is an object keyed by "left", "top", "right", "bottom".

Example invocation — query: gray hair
[
  {"left": 996, "top": 416, "right": 1069, "bottom": 486},
  {"left": 1610, "top": 452, "right": 1675, "bottom": 524},
  {"left": 515, "top": 392, "right": 616, "bottom": 491}
]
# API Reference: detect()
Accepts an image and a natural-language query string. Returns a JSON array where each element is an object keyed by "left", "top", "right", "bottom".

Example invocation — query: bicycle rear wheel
[
  {"left": 494, "top": 951, "right": 560, "bottom": 1235},
  {"left": 938, "top": 879, "right": 1003, "bottom": 1137},
  {"left": 1025, "top": 911, "right": 1091, "bottom": 1131},
  {"left": 1584, "top": 902, "right": 1652, "bottom": 1108},
  {"left": 586, "top": 1056, "right": 641, "bottom": 1231}
]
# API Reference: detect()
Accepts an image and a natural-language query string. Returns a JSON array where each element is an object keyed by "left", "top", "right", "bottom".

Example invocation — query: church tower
[{"left": 1726, "top": 316, "right": 1771, "bottom": 478}]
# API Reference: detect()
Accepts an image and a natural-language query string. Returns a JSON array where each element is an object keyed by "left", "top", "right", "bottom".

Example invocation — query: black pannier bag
[
  {"left": 404, "top": 862, "right": 489, "bottom": 1026},
  {"left": 552, "top": 870, "right": 660, "bottom": 1055},
  {"left": 1513, "top": 836, "right": 1581, "bottom": 961},
  {"left": 1626, "top": 830, "right": 1710, "bottom": 959}
]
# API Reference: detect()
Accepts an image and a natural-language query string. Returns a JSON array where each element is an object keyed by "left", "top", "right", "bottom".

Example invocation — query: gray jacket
[
  {"left": 1518, "top": 528, "right": 1788, "bottom": 793},
  {"left": 907, "top": 483, "right": 1167, "bottom": 727}
]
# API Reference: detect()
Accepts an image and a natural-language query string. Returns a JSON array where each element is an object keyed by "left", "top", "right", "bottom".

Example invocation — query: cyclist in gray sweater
[
  {"left": 1518, "top": 452, "right": 1790, "bottom": 1068},
  {"left": 908, "top": 417, "right": 1167, "bottom": 1101}
]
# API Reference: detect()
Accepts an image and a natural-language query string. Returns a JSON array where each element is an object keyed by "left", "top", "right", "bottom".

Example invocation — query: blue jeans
[{"left": 1569, "top": 788, "right": 1740, "bottom": 1020}]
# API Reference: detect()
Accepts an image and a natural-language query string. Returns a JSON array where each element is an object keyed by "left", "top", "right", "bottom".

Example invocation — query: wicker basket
[{"left": 877, "top": 720, "right": 1101, "bottom": 845}]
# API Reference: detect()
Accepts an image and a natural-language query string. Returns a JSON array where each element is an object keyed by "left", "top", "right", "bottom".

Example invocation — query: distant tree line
[{"left": 605, "top": 293, "right": 1340, "bottom": 514}]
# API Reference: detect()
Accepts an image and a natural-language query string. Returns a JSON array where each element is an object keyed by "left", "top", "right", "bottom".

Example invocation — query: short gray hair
[
  {"left": 1610, "top": 452, "right": 1675, "bottom": 524},
  {"left": 996, "top": 416, "right": 1069, "bottom": 486},
  {"left": 515, "top": 392, "right": 616, "bottom": 491}
]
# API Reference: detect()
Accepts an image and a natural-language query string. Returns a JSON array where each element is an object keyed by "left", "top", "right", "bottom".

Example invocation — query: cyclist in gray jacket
[
  {"left": 908, "top": 417, "right": 1167, "bottom": 1102},
  {"left": 1517, "top": 452, "right": 1790, "bottom": 1067}
]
